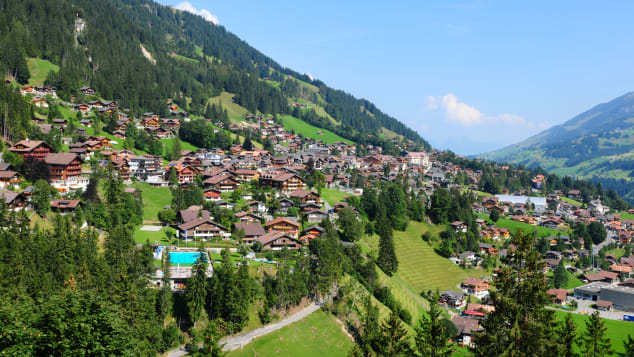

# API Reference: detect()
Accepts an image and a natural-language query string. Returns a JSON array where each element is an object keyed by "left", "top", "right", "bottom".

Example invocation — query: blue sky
[{"left": 158, "top": 1, "right": 634, "bottom": 155}]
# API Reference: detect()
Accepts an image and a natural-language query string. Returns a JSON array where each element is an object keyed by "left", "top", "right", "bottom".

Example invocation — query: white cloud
[
  {"left": 440, "top": 93, "right": 483, "bottom": 125},
  {"left": 174, "top": 2, "right": 218, "bottom": 25},
  {"left": 426, "top": 93, "right": 539, "bottom": 129}
]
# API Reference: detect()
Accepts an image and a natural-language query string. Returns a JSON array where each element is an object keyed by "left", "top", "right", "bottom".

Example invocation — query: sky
[{"left": 158, "top": 1, "right": 634, "bottom": 155}]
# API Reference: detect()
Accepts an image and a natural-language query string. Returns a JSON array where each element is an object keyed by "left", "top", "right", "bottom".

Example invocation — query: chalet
[
  {"left": 302, "top": 225, "right": 325, "bottom": 237},
  {"left": 567, "top": 190, "right": 582, "bottom": 200},
  {"left": 168, "top": 164, "right": 200, "bottom": 184},
  {"left": 0, "top": 171, "right": 20, "bottom": 190},
  {"left": 75, "top": 104, "right": 90, "bottom": 112},
  {"left": 289, "top": 189, "right": 320, "bottom": 204},
  {"left": 9, "top": 140, "right": 54, "bottom": 160},
  {"left": 0, "top": 191, "right": 26, "bottom": 211},
  {"left": 31, "top": 97, "right": 48, "bottom": 108},
  {"left": 177, "top": 218, "right": 229, "bottom": 240},
  {"left": 279, "top": 198, "right": 294, "bottom": 213},
  {"left": 232, "top": 222, "right": 265, "bottom": 244},
  {"left": 478, "top": 243, "right": 498, "bottom": 256},
  {"left": 246, "top": 200, "right": 266, "bottom": 213},
  {"left": 233, "top": 169, "right": 260, "bottom": 182},
  {"left": 141, "top": 117, "right": 160, "bottom": 128},
  {"left": 45, "top": 153, "right": 86, "bottom": 192},
  {"left": 88, "top": 100, "right": 104, "bottom": 108},
  {"left": 300, "top": 202, "right": 321, "bottom": 214},
  {"left": 461, "top": 277, "right": 490, "bottom": 299},
  {"left": 111, "top": 158, "right": 130, "bottom": 181},
  {"left": 306, "top": 209, "right": 328, "bottom": 223},
  {"left": 161, "top": 118, "right": 180, "bottom": 130},
  {"left": 204, "top": 175, "right": 240, "bottom": 192},
  {"left": 178, "top": 206, "right": 210, "bottom": 224},
  {"left": 451, "top": 221, "right": 468, "bottom": 233},
  {"left": 203, "top": 188, "right": 222, "bottom": 201},
  {"left": 51, "top": 199, "right": 81, "bottom": 214},
  {"left": 440, "top": 290, "right": 466, "bottom": 308},
  {"left": 451, "top": 316, "right": 482, "bottom": 348},
  {"left": 259, "top": 172, "right": 305, "bottom": 193},
  {"left": 264, "top": 217, "right": 300, "bottom": 238},
  {"left": 547, "top": 288, "right": 568, "bottom": 305},
  {"left": 78, "top": 86, "right": 95, "bottom": 95},
  {"left": 584, "top": 270, "right": 619, "bottom": 284},
  {"left": 256, "top": 231, "right": 302, "bottom": 250},
  {"left": 234, "top": 211, "right": 261, "bottom": 224},
  {"left": 215, "top": 200, "right": 235, "bottom": 210}
]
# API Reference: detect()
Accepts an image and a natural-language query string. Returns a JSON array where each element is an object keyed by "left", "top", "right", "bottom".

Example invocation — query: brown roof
[
  {"left": 0, "top": 171, "right": 18, "bottom": 179},
  {"left": 9, "top": 140, "right": 51, "bottom": 153},
  {"left": 596, "top": 300, "right": 613, "bottom": 308},
  {"left": 289, "top": 189, "right": 317, "bottom": 198},
  {"left": 272, "top": 172, "right": 297, "bottom": 182},
  {"left": 462, "top": 277, "right": 488, "bottom": 287},
  {"left": 179, "top": 206, "right": 210, "bottom": 223},
  {"left": 547, "top": 288, "right": 568, "bottom": 302},
  {"left": 178, "top": 217, "right": 227, "bottom": 232},
  {"left": 44, "top": 152, "right": 81, "bottom": 166},
  {"left": 584, "top": 270, "right": 619, "bottom": 282},
  {"left": 233, "top": 222, "right": 265, "bottom": 237},
  {"left": 265, "top": 217, "right": 300, "bottom": 228},
  {"left": 0, "top": 191, "right": 21, "bottom": 204},
  {"left": 451, "top": 316, "right": 482, "bottom": 335},
  {"left": 51, "top": 199, "right": 81, "bottom": 209},
  {"left": 256, "top": 231, "right": 299, "bottom": 246}
]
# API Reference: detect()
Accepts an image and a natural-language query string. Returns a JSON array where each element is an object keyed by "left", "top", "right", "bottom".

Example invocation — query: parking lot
[{"left": 567, "top": 297, "right": 627, "bottom": 320}]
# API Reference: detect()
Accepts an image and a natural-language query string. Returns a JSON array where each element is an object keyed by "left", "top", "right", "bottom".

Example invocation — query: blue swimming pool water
[{"left": 169, "top": 252, "right": 206, "bottom": 264}]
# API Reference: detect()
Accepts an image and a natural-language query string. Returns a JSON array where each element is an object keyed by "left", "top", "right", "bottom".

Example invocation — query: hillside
[
  {"left": 0, "top": 0, "right": 429, "bottom": 153},
  {"left": 480, "top": 92, "right": 634, "bottom": 203}
]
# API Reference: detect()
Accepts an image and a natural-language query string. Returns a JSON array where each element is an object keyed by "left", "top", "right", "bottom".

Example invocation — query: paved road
[
  {"left": 166, "top": 303, "right": 321, "bottom": 356},
  {"left": 593, "top": 231, "right": 615, "bottom": 255}
]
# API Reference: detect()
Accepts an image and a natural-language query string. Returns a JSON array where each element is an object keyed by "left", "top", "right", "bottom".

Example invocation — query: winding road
[{"left": 166, "top": 303, "right": 321, "bottom": 356}]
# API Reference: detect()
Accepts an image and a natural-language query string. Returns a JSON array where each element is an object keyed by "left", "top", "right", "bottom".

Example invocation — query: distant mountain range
[{"left": 479, "top": 92, "right": 634, "bottom": 203}]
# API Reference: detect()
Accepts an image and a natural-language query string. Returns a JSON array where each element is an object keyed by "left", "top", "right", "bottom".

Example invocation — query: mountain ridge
[{"left": 479, "top": 91, "right": 634, "bottom": 203}]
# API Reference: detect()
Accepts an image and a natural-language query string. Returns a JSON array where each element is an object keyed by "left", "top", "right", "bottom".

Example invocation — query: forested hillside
[
  {"left": 0, "top": 0, "right": 428, "bottom": 151},
  {"left": 480, "top": 92, "right": 634, "bottom": 204}
]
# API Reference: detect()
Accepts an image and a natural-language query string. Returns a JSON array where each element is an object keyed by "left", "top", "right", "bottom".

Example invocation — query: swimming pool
[{"left": 169, "top": 252, "right": 207, "bottom": 264}]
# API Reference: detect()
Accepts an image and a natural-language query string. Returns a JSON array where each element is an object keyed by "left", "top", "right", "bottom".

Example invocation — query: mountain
[
  {"left": 480, "top": 92, "right": 634, "bottom": 203},
  {"left": 0, "top": 0, "right": 429, "bottom": 153}
]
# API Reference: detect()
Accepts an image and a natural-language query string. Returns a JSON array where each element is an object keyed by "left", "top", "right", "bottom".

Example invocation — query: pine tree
[
  {"left": 553, "top": 261, "right": 569, "bottom": 289},
  {"left": 579, "top": 311, "right": 613, "bottom": 357},
  {"left": 169, "top": 167, "right": 179, "bottom": 186},
  {"left": 377, "top": 312, "right": 412, "bottom": 356},
  {"left": 472, "top": 231, "right": 559, "bottom": 356},
  {"left": 200, "top": 321, "right": 226, "bottom": 357},
  {"left": 359, "top": 295, "right": 380, "bottom": 355},
  {"left": 169, "top": 137, "right": 182, "bottom": 161},
  {"left": 158, "top": 247, "right": 173, "bottom": 324},
  {"left": 377, "top": 206, "right": 398, "bottom": 275},
  {"left": 624, "top": 335, "right": 634, "bottom": 357},
  {"left": 557, "top": 313, "right": 579, "bottom": 357},
  {"left": 186, "top": 246, "right": 208, "bottom": 326},
  {"left": 242, "top": 134, "right": 253, "bottom": 150},
  {"left": 414, "top": 293, "right": 453, "bottom": 357}
]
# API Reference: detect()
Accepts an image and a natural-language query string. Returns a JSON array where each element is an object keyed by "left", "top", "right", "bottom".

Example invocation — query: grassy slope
[
  {"left": 393, "top": 221, "right": 485, "bottom": 293},
  {"left": 321, "top": 188, "right": 349, "bottom": 206},
  {"left": 495, "top": 218, "right": 567, "bottom": 237},
  {"left": 227, "top": 309, "right": 353, "bottom": 357},
  {"left": 281, "top": 115, "right": 352, "bottom": 145},
  {"left": 131, "top": 182, "right": 172, "bottom": 222},
  {"left": 27, "top": 58, "right": 59, "bottom": 86},
  {"left": 161, "top": 138, "right": 198, "bottom": 154},
  {"left": 208, "top": 92, "right": 248, "bottom": 121},
  {"left": 554, "top": 311, "right": 632, "bottom": 354}
]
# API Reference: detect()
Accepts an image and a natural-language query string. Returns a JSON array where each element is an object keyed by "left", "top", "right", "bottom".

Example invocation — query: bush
[{"left": 258, "top": 304, "right": 272, "bottom": 324}]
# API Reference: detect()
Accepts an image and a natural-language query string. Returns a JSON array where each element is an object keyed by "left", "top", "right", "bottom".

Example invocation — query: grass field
[
  {"left": 227, "top": 309, "right": 353, "bottom": 357},
  {"left": 494, "top": 217, "right": 567, "bottom": 238},
  {"left": 27, "top": 58, "right": 59, "bottom": 86},
  {"left": 208, "top": 92, "right": 248, "bottom": 121},
  {"left": 392, "top": 222, "right": 486, "bottom": 293},
  {"left": 281, "top": 115, "right": 352, "bottom": 145},
  {"left": 133, "top": 225, "right": 174, "bottom": 244},
  {"left": 321, "top": 188, "right": 349, "bottom": 206},
  {"left": 560, "top": 196, "right": 583, "bottom": 206},
  {"left": 161, "top": 138, "right": 199, "bottom": 156},
  {"left": 618, "top": 211, "right": 634, "bottom": 220},
  {"left": 554, "top": 311, "right": 633, "bottom": 354},
  {"left": 131, "top": 182, "right": 172, "bottom": 221}
]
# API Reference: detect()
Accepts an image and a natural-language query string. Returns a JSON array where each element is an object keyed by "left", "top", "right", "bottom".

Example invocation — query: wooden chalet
[{"left": 9, "top": 140, "right": 54, "bottom": 160}]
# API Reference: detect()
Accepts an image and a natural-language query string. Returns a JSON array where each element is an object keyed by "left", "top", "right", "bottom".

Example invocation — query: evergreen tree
[
  {"left": 158, "top": 248, "right": 173, "bottom": 324},
  {"left": 358, "top": 296, "right": 380, "bottom": 355},
  {"left": 187, "top": 246, "right": 208, "bottom": 326},
  {"left": 489, "top": 209, "right": 500, "bottom": 223},
  {"left": 377, "top": 312, "right": 412, "bottom": 356},
  {"left": 557, "top": 313, "right": 579, "bottom": 357},
  {"left": 624, "top": 335, "right": 634, "bottom": 357},
  {"left": 169, "top": 137, "right": 182, "bottom": 161},
  {"left": 199, "top": 321, "right": 226, "bottom": 357},
  {"left": 377, "top": 207, "right": 398, "bottom": 275},
  {"left": 337, "top": 207, "right": 363, "bottom": 242},
  {"left": 32, "top": 179, "right": 52, "bottom": 216},
  {"left": 553, "top": 261, "right": 569, "bottom": 289},
  {"left": 579, "top": 311, "right": 613, "bottom": 357},
  {"left": 242, "top": 134, "right": 253, "bottom": 150},
  {"left": 472, "top": 231, "right": 558, "bottom": 357},
  {"left": 414, "top": 293, "right": 453, "bottom": 357}
]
